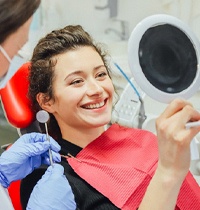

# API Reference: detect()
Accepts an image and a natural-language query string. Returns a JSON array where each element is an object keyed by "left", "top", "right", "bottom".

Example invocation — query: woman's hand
[
  {"left": 138, "top": 99, "right": 200, "bottom": 210},
  {"left": 156, "top": 99, "right": 200, "bottom": 178}
]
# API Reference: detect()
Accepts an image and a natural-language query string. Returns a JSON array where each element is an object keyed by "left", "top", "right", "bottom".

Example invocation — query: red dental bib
[{"left": 68, "top": 124, "right": 200, "bottom": 209}]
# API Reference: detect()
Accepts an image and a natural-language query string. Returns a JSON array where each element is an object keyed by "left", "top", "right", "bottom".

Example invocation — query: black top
[{"left": 20, "top": 138, "right": 120, "bottom": 210}]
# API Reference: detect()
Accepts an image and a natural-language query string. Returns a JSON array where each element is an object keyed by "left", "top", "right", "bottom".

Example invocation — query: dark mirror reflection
[{"left": 138, "top": 24, "right": 197, "bottom": 93}]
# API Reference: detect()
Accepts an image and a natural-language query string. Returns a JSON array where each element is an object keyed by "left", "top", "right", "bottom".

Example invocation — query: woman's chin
[{"left": 89, "top": 117, "right": 111, "bottom": 128}]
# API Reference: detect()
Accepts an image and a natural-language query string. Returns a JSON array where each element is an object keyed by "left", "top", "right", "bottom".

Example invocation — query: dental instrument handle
[
  {"left": 45, "top": 122, "right": 54, "bottom": 166},
  {"left": 36, "top": 110, "right": 54, "bottom": 166},
  {"left": 185, "top": 121, "right": 200, "bottom": 129}
]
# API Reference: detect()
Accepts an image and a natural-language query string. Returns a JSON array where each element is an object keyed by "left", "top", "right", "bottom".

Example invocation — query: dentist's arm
[
  {"left": 27, "top": 164, "right": 76, "bottom": 210},
  {"left": 0, "top": 132, "right": 61, "bottom": 188}
]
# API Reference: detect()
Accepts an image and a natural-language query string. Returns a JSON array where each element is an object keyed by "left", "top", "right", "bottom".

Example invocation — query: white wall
[
  {"left": 33, "top": 0, "right": 200, "bottom": 42},
  {"left": 24, "top": 0, "right": 200, "bottom": 63}
]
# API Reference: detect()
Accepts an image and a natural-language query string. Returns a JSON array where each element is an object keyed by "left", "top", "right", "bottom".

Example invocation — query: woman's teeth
[{"left": 84, "top": 101, "right": 105, "bottom": 109}]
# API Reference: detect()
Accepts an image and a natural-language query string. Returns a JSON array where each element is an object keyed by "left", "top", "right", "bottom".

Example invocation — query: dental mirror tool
[{"left": 36, "top": 110, "right": 54, "bottom": 166}]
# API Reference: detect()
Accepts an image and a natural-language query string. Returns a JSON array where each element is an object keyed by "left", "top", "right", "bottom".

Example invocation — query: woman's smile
[{"left": 81, "top": 99, "right": 107, "bottom": 109}]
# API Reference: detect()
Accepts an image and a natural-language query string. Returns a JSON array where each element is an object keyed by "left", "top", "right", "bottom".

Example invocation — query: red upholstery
[
  {"left": 8, "top": 181, "right": 22, "bottom": 210},
  {"left": 0, "top": 62, "right": 34, "bottom": 128}
]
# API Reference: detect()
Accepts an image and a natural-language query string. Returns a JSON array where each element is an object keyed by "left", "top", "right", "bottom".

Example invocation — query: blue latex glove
[
  {"left": 27, "top": 164, "right": 76, "bottom": 210},
  {"left": 0, "top": 132, "right": 61, "bottom": 188}
]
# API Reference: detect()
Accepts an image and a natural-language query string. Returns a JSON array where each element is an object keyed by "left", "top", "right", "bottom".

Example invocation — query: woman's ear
[{"left": 36, "top": 93, "right": 55, "bottom": 113}]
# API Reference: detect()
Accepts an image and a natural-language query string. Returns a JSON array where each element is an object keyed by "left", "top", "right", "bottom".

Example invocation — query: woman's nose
[{"left": 86, "top": 80, "right": 103, "bottom": 96}]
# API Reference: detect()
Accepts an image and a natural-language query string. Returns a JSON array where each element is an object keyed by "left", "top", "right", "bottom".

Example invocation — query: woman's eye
[
  {"left": 70, "top": 79, "right": 83, "bottom": 85},
  {"left": 97, "top": 71, "right": 107, "bottom": 78}
]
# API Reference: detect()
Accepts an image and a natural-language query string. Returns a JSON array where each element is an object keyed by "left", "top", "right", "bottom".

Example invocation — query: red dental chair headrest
[{"left": 0, "top": 62, "right": 35, "bottom": 129}]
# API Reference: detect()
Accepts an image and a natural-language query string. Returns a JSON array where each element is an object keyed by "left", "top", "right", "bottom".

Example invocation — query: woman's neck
[{"left": 60, "top": 125, "right": 106, "bottom": 148}]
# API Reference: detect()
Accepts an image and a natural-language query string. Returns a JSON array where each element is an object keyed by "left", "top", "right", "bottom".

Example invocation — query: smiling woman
[
  {"left": 20, "top": 25, "right": 200, "bottom": 210},
  {"left": 28, "top": 25, "right": 114, "bottom": 146}
]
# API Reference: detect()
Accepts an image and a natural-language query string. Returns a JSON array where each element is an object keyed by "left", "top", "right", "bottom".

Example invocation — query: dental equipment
[
  {"left": 113, "top": 62, "right": 147, "bottom": 128},
  {"left": 60, "top": 154, "right": 82, "bottom": 162},
  {"left": 36, "top": 110, "right": 54, "bottom": 166}
]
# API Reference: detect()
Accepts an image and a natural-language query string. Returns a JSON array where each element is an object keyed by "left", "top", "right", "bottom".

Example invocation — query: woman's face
[{"left": 45, "top": 46, "right": 114, "bottom": 130}]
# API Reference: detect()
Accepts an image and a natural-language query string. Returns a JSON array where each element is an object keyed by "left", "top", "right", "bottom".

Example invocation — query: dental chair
[
  {"left": 0, "top": 62, "right": 40, "bottom": 210},
  {"left": 0, "top": 62, "right": 40, "bottom": 135}
]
